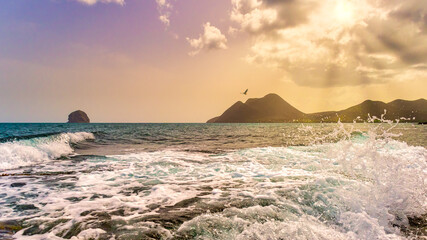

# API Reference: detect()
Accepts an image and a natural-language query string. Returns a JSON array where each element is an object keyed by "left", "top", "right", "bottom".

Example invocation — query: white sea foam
[
  {"left": 1, "top": 124, "right": 425, "bottom": 239},
  {"left": 71, "top": 228, "right": 106, "bottom": 240},
  {"left": 0, "top": 132, "right": 94, "bottom": 170}
]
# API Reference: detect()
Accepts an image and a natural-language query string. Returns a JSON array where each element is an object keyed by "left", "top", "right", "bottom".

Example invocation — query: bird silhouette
[{"left": 241, "top": 89, "right": 248, "bottom": 95}]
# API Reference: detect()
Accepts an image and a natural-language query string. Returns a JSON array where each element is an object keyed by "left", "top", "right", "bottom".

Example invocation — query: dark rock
[
  {"left": 67, "top": 110, "right": 90, "bottom": 123},
  {"left": 400, "top": 214, "right": 427, "bottom": 238},
  {"left": 90, "top": 194, "right": 112, "bottom": 200},
  {"left": 0, "top": 220, "right": 23, "bottom": 239},
  {"left": 0, "top": 220, "right": 23, "bottom": 233},
  {"left": 65, "top": 196, "right": 86, "bottom": 202},
  {"left": 23, "top": 219, "right": 68, "bottom": 236},
  {"left": 10, "top": 182, "right": 26, "bottom": 188},
  {"left": 14, "top": 204, "right": 38, "bottom": 211}
]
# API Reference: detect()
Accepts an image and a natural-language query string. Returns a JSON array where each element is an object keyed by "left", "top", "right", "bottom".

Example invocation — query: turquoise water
[
  {"left": 0, "top": 123, "right": 426, "bottom": 239},
  {"left": 1, "top": 123, "right": 425, "bottom": 153}
]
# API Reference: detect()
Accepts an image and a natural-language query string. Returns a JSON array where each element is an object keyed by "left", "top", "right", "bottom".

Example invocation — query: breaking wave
[{"left": 0, "top": 132, "right": 94, "bottom": 170}]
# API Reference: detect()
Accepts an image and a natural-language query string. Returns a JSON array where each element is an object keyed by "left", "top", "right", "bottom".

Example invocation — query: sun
[{"left": 334, "top": 0, "right": 354, "bottom": 24}]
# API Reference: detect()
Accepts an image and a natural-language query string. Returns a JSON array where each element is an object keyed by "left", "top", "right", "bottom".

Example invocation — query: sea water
[{"left": 0, "top": 122, "right": 426, "bottom": 239}]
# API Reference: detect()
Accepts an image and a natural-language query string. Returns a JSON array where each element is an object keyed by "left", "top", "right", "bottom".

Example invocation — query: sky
[{"left": 0, "top": 0, "right": 426, "bottom": 122}]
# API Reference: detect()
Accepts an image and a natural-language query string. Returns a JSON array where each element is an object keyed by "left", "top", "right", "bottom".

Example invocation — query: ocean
[{"left": 0, "top": 123, "right": 426, "bottom": 239}]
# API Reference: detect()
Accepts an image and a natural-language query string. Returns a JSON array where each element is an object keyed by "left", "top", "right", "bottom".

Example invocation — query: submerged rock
[
  {"left": 401, "top": 214, "right": 427, "bottom": 238},
  {"left": 67, "top": 110, "right": 90, "bottom": 123},
  {"left": 10, "top": 183, "right": 26, "bottom": 188},
  {"left": 0, "top": 220, "right": 23, "bottom": 239}
]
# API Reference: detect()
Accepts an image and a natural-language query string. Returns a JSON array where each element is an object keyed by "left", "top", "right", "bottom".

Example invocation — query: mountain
[
  {"left": 67, "top": 110, "right": 90, "bottom": 123},
  {"left": 207, "top": 94, "right": 427, "bottom": 123},
  {"left": 208, "top": 94, "right": 304, "bottom": 123},
  {"left": 311, "top": 99, "right": 427, "bottom": 122}
]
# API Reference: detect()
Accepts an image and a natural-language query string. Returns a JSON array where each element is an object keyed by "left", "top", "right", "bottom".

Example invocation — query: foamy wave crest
[{"left": 0, "top": 132, "right": 94, "bottom": 170}]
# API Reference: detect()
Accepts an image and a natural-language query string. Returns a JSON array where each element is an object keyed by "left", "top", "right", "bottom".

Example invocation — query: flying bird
[{"left": 241, "top": 89, "right": 248, "bottom": 95}]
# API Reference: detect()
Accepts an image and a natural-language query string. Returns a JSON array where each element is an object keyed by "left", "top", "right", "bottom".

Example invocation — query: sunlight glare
[{"left": 335, "top": 0, "right": 354, "bottom": 24}]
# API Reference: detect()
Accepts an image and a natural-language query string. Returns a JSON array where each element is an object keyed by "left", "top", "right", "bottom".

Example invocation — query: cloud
[
  {"left": 231, "top": 0, "right": 427, "bottom": 87},
  {"left": 75, "top": 0, "right": 124, "bottom": 5},
  {"left": 76, "top": 0, "right": 173, "bottom": 28},
  {"left": 231, "top": 0, "right": 318, "bottom": 34},
  {"left": 186, "top": 22, "right": 228, "bottom": 56},
  {"left": 156, "top": 0, "right": 173, "bottom": 27}
]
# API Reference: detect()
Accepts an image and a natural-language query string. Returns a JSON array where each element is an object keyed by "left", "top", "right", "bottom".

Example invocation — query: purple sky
[{"left": 1, "top": 0, "right": 426, "bottom": 122}]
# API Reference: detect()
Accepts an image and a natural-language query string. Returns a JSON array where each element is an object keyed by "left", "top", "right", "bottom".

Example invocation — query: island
[
  {"left": 67, "top": 110, "right": 90, "bottom": 123},
  {"left": 207, "top": 93, "right": 427, "bottom": 123}
]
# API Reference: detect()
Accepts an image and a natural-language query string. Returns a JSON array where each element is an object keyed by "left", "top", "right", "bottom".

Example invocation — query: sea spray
[
  {"left": 329, "top": 126, "right": 427, "bottom": 236},
  {"left": 294, "top": 117, "right": 427, "bottom": 238}
]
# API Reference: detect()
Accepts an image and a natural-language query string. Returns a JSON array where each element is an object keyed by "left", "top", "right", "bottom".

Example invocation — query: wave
[
  {"left": 0, "top": 132, "right": 95, "bottom": 170},
  {"left": 1, "top": 122, "right": 425, "bottom": 239},
  {"left": 0, "top": 132, "right": 63, "bottom": 143}
]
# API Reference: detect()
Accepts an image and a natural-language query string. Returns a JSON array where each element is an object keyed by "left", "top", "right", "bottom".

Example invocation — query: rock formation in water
[
  {"left": 67, "top": 110, "right": 90, "bottom": 123},
  {"left": 207, "top": 94, "right": 427, "bottom": 123}
]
